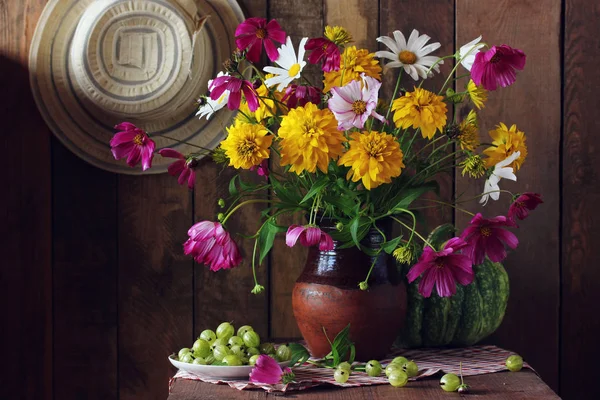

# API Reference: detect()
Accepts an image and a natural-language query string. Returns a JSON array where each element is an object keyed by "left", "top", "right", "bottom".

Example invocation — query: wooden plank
[
  {"left": 562, "top": 0, "right": 600, "bottom": 398},
  {"left": 268, "top": 0, "right": 324, "bottom": 339},
  {"left": 0, "top": 1, "right": 52, "bottom": 399},
  {"left": 118, "top": 174, "right": 194, "bottom": 400},
  {"left": 379, "top": 0, "right": 455, "bottom": 233},
  {"left": 455, "top": 0, "right": 561, "bottom": 392},
  {"left": 168, "top": 370, "right": 559, "bottom": 399},
  {"left": 192, "top": 0, "right": 269, "bottom": 340},
  {"left": 52, "top": 141, "right": 118, "bottom": 400}
]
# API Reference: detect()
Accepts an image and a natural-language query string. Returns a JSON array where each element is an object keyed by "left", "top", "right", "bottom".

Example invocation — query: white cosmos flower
[
  {"left": 459, "top": 35, "right": 485, "bottom": 71},
  {"left": 375, "top": 29, "right": 442, "bottom": 81},
  {"left": 196, "top": 72, "right": 230, "bottom": 120},
  {"left": 480, "top": 151, "right": 521, "bottom": 205},
  {"left": 263, "top": 36, "right": 308, "bottom": 92}
]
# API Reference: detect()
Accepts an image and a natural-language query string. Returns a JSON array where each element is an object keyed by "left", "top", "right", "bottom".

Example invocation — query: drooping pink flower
[
  {"left": 286, "top": 225, "right": 334, "bottom": 251},
  {"left": 281, "top": 84, "right": 321, "bottom": 109},
  {"left": 305, "top": 37, "right": 340, "bottom": 72},
  {"left": 460, "top": 213, "right": 519, "bottom": 265},
  {"left": 406, "top": 238, "right": 474, "bottom": 298},
  {"left": 235, "top": 18, "right": 286, "bottom": 63},
  {"left": 158, "top": 148, "right": 197, "bottom": 189},
  {"left": 328, "top": 73, "right": 385, "bottom": 130},
  {"left": 184, "top": 221, "right": 242, "bottom": 271},
  {"left": 470, "top": 45, "right": 526, "bottom": 91},
  {"left": 110, "top": 122, "right": 156, "bottom": 171},
  {"left": 249, "top": 159, "right": 269, "bottom": 179},
  {"left": 249, "top": 355, "right": 294, "bottom": 384},
  {"left": 209, "top": 75, "right": 259, "bottom": 111},
  {"left": 508, "top": 192, "right": 543, "bottom": 222}
]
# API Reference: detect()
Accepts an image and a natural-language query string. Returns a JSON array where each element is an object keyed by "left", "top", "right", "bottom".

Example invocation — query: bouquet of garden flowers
[{"left": 110, "top": 18, "right": 542, "bottom": 299}]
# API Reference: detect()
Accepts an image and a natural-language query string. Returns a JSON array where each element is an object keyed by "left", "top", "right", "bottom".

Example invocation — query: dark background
[{"left": 1, "top": 0, "right": 598, "bottom": 399}]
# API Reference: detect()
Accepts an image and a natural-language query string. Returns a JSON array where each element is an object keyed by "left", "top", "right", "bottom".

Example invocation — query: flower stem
[
  {"left": 154, "top": 134, "right": 211, "bottom": 151},
  {"left": 385, "top": 69, "right": 403, "bottom": 122},
  {"left": 391, "top": 216, "right": 434, "bottom": 249},
  {"left": 221, "top": 199, "right": 272, "bottom": 225},
  {"left": 420, "top": 198, "right": 475, "bottom": 217}
]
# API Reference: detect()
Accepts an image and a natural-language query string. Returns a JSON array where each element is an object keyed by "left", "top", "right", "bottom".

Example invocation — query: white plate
[{"left": 169, "top": 355, "right": 290, "bottom": 380}]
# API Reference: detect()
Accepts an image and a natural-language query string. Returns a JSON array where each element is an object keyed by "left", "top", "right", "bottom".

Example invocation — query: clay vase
[{"left": 292, "top": 219, "right": 407, "bottom": 361}]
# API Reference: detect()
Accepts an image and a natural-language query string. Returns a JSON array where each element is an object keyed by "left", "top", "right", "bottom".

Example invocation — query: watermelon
[{"left": 397, "top": 259, "right": 509, "bottom": 348}]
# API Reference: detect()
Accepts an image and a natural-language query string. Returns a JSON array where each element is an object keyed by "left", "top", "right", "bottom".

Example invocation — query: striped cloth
[{"left": 169, "top": 345, "right": 532, "bottom": 393}]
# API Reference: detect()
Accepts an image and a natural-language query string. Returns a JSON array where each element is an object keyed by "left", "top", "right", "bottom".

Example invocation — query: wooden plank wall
[{"left": 1, "top": 0, "right": 599, "bottom": 399}]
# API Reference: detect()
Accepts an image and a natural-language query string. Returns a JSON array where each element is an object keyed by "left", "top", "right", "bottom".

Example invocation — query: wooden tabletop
[{"left": 168, "top": 370, "right": 560, "bottom": 399}]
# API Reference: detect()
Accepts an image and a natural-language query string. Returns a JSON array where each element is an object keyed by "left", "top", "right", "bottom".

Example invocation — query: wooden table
[{"left": 168, "top": 370, "right": 560, "bottom": 399}]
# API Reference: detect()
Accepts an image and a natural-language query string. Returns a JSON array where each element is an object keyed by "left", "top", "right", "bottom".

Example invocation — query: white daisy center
[
  {"left": 398, "top": 50, "right": 417, "bottom": 65},
  {"left": 288, "top": 63, "right": 301, "bottom": 77}
]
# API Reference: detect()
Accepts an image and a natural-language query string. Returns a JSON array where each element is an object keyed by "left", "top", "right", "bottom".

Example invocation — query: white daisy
[
  {"left": 263, "top": 36, "right": 308, "bottom": 92},
  {"left": 196, "top": 72, "right": 230, "bottom": 120},
  {"left": 375, "top": 29, "right": 443, "bottom": 81},
  {"left": 459, "top": 36, "right": 485, "bottom": 71},
  {"left": 480, "top": 151, "right": 521, "bottom": 205}
]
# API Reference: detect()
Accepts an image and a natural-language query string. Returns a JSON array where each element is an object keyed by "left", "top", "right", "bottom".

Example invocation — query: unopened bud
[
  {"left": 218, "top": 198, "right": 226, "bottom": 208},
  {"left": 335, "top": 222, "right": 344, "bottom": 231},
  {"left": 217, "top": 212, "right": 225, "bottom": 221},
  {"left": 359, "top": 281, "right": 369, "bottom": 291}
]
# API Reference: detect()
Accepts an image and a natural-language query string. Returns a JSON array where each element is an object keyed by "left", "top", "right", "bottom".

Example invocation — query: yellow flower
[
  {"left": 237, "top": 79, "right": 280, "bottom": 123},
  {"left": 483, "top": 123, "right": 528, "bottom": 171},
  {"left": 391, "top": 87, "right": 448, "bottom": 139},
  {"left": 221, "top": 120, "right": 272, "bottom": 169},
  {"left": 325, "top": 26, "right": 353, "bottom": 45},
  {"left": 338, "top": 131, "right": 405, "bottom": 190},
  {"left": 323, "top": 46, "right": 381, "bottom": 92},
  {"left": 457, "top": 110, "right": 480, "bottom": 151},
  {"left": 467, "top": 79, "right": 487, "bottom": 110},
  {"left": 460, "top": 154, "right": 486, "bottom": 178},
  {"left": 278, "top": 102, "right": 345, "bottom": 174}
]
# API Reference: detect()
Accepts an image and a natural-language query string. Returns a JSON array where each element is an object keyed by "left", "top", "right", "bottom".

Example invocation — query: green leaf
[
  {"left": 300, "top": 176, "right": 329, "bottom": 204},
  {"left": 381, "top": 236, "right": 403, "bottom": 254},
  {"left": 389, "top": 182, "right": 439, "bottom": 211},
  {"left": 228, "top": 175, "right": 239, "bottom": 197},
  {"left": 324, "top": 324, "right": 354, "bottom": 367},
  {"left": 349, "top": 344, "right": 356, "bottom": 364},
  {"left": 257, "top": 218, "right": 287, "bottom": 265},
  {"left": 271, "top": 177, "right": 302, "bottom": 205},
  {"left": 288, "top": 343, "right": 310, "bottom": 368},
  {"left": 330, "top": 216, "right": 371, "bottom": 247}
]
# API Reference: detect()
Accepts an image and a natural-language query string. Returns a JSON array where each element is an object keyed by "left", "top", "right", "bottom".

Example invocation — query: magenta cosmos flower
[
  {"left": 235, "top": 18, "right": 286, "bottom": 63},
  {"left": 184, "top": 221, "right": 242, "bottom": 271},
  {"left": 158, "top": 148, "right": 197, "bottom": 189},
  {"left": 110, "top": 122, "right": 155, "bottom": 171},
  {"left": 407, "top": 238, "right": 474, "bottom": 298},
  {"left": 305, "top": 37, "right": 340, "bottom": 72},
  {"left": 328, "top": 74, "right": 385, "bottom": 130},
  {"left": 249, "top": 355, "right": 294, "bottom": 384},
  {"left": 281, "top": 84, "right": 320, "bottom": 109},
  {"left": 286, "top": 225, "right": 334, "bottom": 251},
  {"left": 460, "top": 213, "right": 519, "bottom": 265},
  {"left": 209, "top": 75, "right": 259, "bottom": 111},
  {"left": 471, "top": 45, "right": 526, "bottom": 91},
  {"left": 508, "top": 192, "right": 543, "bottom": 222},
  {"left": 249, "top": 159, "right": 269, "bottom": 179}
]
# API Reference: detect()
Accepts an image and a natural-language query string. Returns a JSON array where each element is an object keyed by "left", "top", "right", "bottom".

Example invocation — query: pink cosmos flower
[
  {"left": 460, "top": 213, "right": 519, "bottom": 265},
  {"left": 471, "top": 45, "right": 526, "bottom": 91},
  {"left": 110, "top": 122, "right": 156, "bottom": 171},
  {"left": 158, "top": 148, "right": 197, "bottom": 189},
  {"left": 235, "top": 18, "right": 286, "bottom": 63},
  {"left": 184, "top": 221, "right": 242, "bottom": 271},
  {"left": 305, "top": 37, "right": 340, "bottom": 72},
  {"left": 406, "top": 238, "right": 474, "bottom": 298},
  {"left": 328, "top": 73, "right": 386, "bottom": 130},
  {"left": 249, "top": 159, "right": 269, "bottom": 179},
  {"left": 209, "top": 75, "right": 259, "bottom": 111},
  {"left": 508, "top": 192, "right": 543, "bottom": 222},
  {"left": 281, "top": 84, "right": 321, "bottom": 108},
  {"left": 249, "top": 355, "right": 294, "bottom": 384},
  {"left": 286, "top": 225, "right": 334, "bottom": 251}
]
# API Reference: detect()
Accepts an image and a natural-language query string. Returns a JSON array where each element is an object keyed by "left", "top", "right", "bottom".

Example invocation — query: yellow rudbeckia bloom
[
  {"left": 467, "top": 79, "right": 488, "bottom": 110},
  {"left": 391, "top": 87, "right": 448, "bottom": 140},
  {"left": 221, "top": 120, "right": 272, "bottom": 169},
  {"left": 323, "top": 46, "right": 381, "bottom": 92},
  {"left": 278, "top": 102, "right": 346, "bottom": 174},
  {"left": 338, "top": 131, "right": 405, "bottom": 190},
  {"left": 483, "top": 123, "right": 528, "bottom": 171}
]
